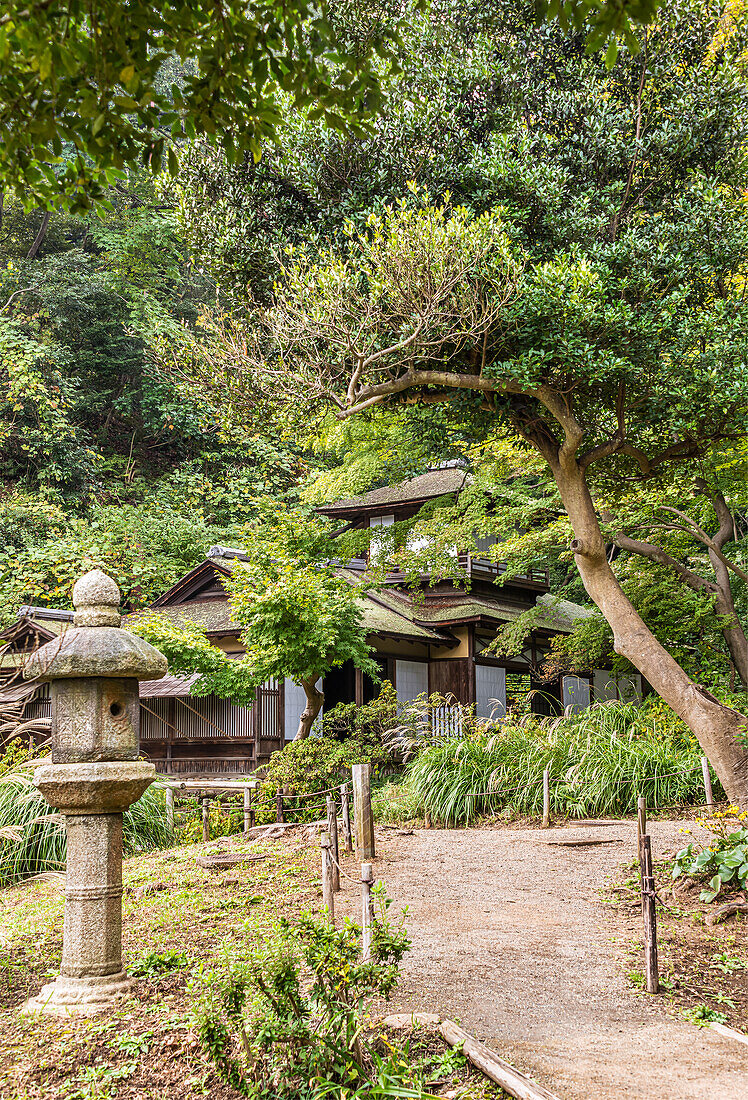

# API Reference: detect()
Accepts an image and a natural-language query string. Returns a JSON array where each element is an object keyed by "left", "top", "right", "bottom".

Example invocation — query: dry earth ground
[{"left": 330, "top": 821, "right": 748, "bottom": 1100}]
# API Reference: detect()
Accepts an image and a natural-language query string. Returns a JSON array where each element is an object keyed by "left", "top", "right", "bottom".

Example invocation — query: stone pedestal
[{"left": 21, "top": 570, "right": 166, "bottom": 1018}]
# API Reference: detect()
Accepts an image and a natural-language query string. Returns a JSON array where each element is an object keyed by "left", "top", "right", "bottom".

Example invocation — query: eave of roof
[
  {"left": 150, "top": 559, "right": 233, "bottom": 607},
  {"left": 317, "top": 467, "right": 468, "bottom": 516}
]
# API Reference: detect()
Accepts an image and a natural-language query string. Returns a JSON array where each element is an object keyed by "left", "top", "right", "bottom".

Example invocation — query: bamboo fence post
[
  {"left": 341, "top": 783, "right": 353, "bottom": 852},
  {"left": 639, "top": 833, "right": 659, "bottom": 994},
  {"left": 361, "top": 861, "right": 374, "bottom": 960},
  {"left": 701, "top": 756, "right": 714, "bottom": 812},
  {"left": 637, "top": 795, "right": 647, "bottom": 847},
  {"left": 243, "top": 787, "right": 252, "bottom": 835},
  {"left": 202, "top": 797, "right": 210, "bottom": 843},
  {"left": 165, "top": 786, "right": 174, "bottom": 833},
  {"left": 352, "top": 763, "right": 375, "bottom": 860},
  {"left": 276, "top": 789, "right": 284, "bottom": 824},
  {"left": 542, "top": 768, "right": 550, "bottom": 828},
  {"left": 327, "top": 795, "right": 340, "bottom": 892},
  {"left": 321, "top": 830, "right": 335, "bottom": 924}
]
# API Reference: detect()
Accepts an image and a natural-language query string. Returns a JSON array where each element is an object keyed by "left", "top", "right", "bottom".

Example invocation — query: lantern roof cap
[{"left": 24, "top": 570, "right": 168, "bottom": 683}]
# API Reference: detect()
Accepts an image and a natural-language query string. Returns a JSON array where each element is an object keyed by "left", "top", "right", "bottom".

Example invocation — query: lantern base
[{"left": 21, "top": 971, "right": 134, "bottom": 1017}]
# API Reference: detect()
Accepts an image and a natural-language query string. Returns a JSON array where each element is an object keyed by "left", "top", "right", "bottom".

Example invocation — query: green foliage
[
  {"left": 129, "top": 613, "right": 259, "bottom": 708},
  {"left": 129, "top": 949, "right": 190, "bottom": 978},
  {"left": 259, "top": 736, "right": 390, "bottom": 816},
  {"left": 226, "top": 507, "right": 378, "bottom": 690},
  {"left": 673, "top": 806, "right": 748, "bottom": 902},
  {"left": 193, "top": 899, "right": 413, "bottom": 1099},
  {"left": 0, "top": 764, "right": 172, "bottom": 886},
  {"left": 180, "top": 799, "right": 243, "bottom": 843},
  {"left": 0, "top": 1, "right": 395, "bottom": 210},
  {"left": 0, "top": 500, "right": 240, "bottom": 623},
  {"left": 403, "top": 702, "right": 722, "bottom": 826}
]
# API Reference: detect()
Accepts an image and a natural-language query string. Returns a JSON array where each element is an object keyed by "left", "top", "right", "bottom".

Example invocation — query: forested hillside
[{"left": 0, "top": 0, "right": 745, "bottom": 712}]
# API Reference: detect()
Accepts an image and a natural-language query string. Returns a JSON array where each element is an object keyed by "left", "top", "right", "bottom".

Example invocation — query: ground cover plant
[
  {"left": 0, "top": 821, "right": 506, "bottom": 1099},
  {"left": 390, "top": 701, "right": 723, "bottom": 826},
  {"left": 194, "top": 894, "right": 414, "bottom": 1098}
]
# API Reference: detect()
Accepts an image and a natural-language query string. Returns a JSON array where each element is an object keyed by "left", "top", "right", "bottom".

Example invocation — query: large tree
[{"left": 185, "top": 2, "right": 748, "bottom": 802}]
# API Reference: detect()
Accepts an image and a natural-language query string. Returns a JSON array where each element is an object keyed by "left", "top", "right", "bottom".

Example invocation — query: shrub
[
  {"left": 673, "top": 806, "right": 748, "bottom": 901},
  {"left": 193, "top": 891, "right": 416, "bottom": 1099},
  {"left": 0, "top": 764, "right": 172, "bottom": 886},
  {"left": 404, "top": 702, "right": 723, "bottom": 825},
  {"left": 258, "top": 686, "right": 398, "bottom": 816}
]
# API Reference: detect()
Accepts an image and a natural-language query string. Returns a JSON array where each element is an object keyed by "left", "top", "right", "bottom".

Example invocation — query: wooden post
[
  {"left": 542, "top": 768, "right": 550, "bottom": 828},
  {"left": 352, "top": 763, "right": 375, "bottom": 860},
  {"left": 340, "top": 783, "right": 353, "bottom": 853},
  {"left": 276, "top": 789, "right": 284, "bottom": 824},
  {"left": 701, "top": 756, "right": 714, "bottom": 812},
  {"left": 202, "top": 797, "right": 210, "bottom": 843},
  {"left": 165, "top": 786, "right": 174, "bottom": 833},
  {"left": 639, "top": 833, "right": 659, "bottom": 994},
  {"left": 243, "top": 787, "right": 251, "bottom": 835},
  {"left": 361, "top": 861, "right": 374, "bottom": 960},
  {"left": 321, "top": 830, "right": 335, "bottom": 925},
  {"left": 637, "top": 794, "right": 647, "bottom": 846},
  {"left": 327, "top": 795, "right": 340, "bottom": 892}
]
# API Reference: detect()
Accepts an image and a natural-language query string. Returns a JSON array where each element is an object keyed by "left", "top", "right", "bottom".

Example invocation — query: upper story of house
[{"left": 316, "top": 466, "right": 550, "bottom": 594}]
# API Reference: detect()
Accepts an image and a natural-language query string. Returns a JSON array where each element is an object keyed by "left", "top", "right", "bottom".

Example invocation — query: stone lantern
[{"left": 22, "top": 569, "right": 168, "bottom": 1016}]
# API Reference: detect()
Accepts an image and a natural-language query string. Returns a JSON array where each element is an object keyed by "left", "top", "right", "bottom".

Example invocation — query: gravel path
[{"left": 335, "top": 820, "right": 748, "bottom": 1100}]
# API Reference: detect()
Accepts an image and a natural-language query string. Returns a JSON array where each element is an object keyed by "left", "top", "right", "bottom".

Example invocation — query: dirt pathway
[{"left": 335, "top": 820, "right": 748, "bottom": 1099}]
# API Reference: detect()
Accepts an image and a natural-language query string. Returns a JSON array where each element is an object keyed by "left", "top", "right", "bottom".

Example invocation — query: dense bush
[
  {"left": 403, "top": 701, "right": 724, "bottom": 826},
  {"left": 193, "top": 895, "right": 415, "bottom": 1099},
  {"left": 0, "top": 764, "right": 173, "bottom": 887},
  {"left": 258, "top": 686, "right": 398, "bottom": 815}
]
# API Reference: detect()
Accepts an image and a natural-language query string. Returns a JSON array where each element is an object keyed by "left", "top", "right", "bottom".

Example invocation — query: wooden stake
[
  {"left": 327, "top": 795, "right": 340, "bottom": 892},
  {"left": 321, "top": 830, "right": 335, "bottom": 924},
  {"left": 542, "top": 768, "right": 550, "bottom": 828},
  {"left": 637, "top": 794, "right": 647, "bottom": 846},
  {"left": 361, "top": 861, "right": 374, "bottom": 960},
  {"left": 243, "top": 787, "right": 252, "bottom": 835},
  {"left": 202, "top": 797, "right": 210, "bottom": 843},
  {"left": 165, "top": 786, "right": 174, "bottom": 833},
  {"left": 352, "top": 763, "right": 375, "bottom": 860},
  {"left": 340, "top": 783, "right": 353, "bottom": 853},
  {"left": 639, "top": 833, "right": 659, "bottom": 994},
  {"left": 276, "top": 789, "right": 284, "bottom": 824},
  {"left": 701, "top": 756, "right": 714, "bottom": 812}
]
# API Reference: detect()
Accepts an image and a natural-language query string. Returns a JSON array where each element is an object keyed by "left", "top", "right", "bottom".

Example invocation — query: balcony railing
[{"left": 341, "top": 553, "right": 549, "bottom": 586}]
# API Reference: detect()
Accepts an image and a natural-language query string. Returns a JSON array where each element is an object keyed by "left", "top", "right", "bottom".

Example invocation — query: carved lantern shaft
[{"left": 22, "top": 569, "right": 167, "bottom": 1016}]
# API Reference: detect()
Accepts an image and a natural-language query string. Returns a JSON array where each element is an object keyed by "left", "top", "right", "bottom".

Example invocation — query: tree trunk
[
  {"left": 294, "top": 678, "right": 324, "bottom": 740},
  {"left": 711, "top": 560, "right": 748, "bottom": 690},
  {"left": 554, "top": 459, "right": 748, "bottom": 807},
  {"left": 26, "top": 209, "right": 51, "bottom": 260}
]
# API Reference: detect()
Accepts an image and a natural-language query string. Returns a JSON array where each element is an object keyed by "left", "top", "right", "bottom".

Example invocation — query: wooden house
[
  {"left": 134, "top": 469, "right": 641, "bottom": 774},
  {"left": 0, "top": 470, "right": 641, "bottom": 776}
]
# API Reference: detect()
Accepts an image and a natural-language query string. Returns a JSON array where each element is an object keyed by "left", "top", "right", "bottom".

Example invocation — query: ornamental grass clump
[
  {"left": 0, "top": 762, "right": 172, "bottom": 887},
  {"left": 406, "top": 701, "right": 721, "bottom": 826}
]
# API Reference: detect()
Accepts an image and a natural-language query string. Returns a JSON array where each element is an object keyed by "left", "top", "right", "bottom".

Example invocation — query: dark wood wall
[{"left": 428, "top": 659, "right": 474, "bottom": 705}]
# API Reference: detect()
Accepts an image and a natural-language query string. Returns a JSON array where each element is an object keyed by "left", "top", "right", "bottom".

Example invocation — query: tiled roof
[
  {"left": 317, "top": 467, "right": 468, "bottom": 515},
  {"left": 534, "top": 593, "right": 594, "bottom": 633},
  {"left": 139, "top": 673, "right": 200, "bottom": 698}
]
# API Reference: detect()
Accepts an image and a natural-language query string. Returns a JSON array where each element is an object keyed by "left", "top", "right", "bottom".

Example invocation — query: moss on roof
[
  {"left": 317, "top": 467, "right": 468, "bottom": 514},
  {"left": 135, "top": 600, "right": 238, "bottom": 634}
]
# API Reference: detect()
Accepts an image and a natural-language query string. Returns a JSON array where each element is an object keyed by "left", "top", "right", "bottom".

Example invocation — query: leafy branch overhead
[{"left": 0, "top": 0, "right": 396, "bottom": 210}]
